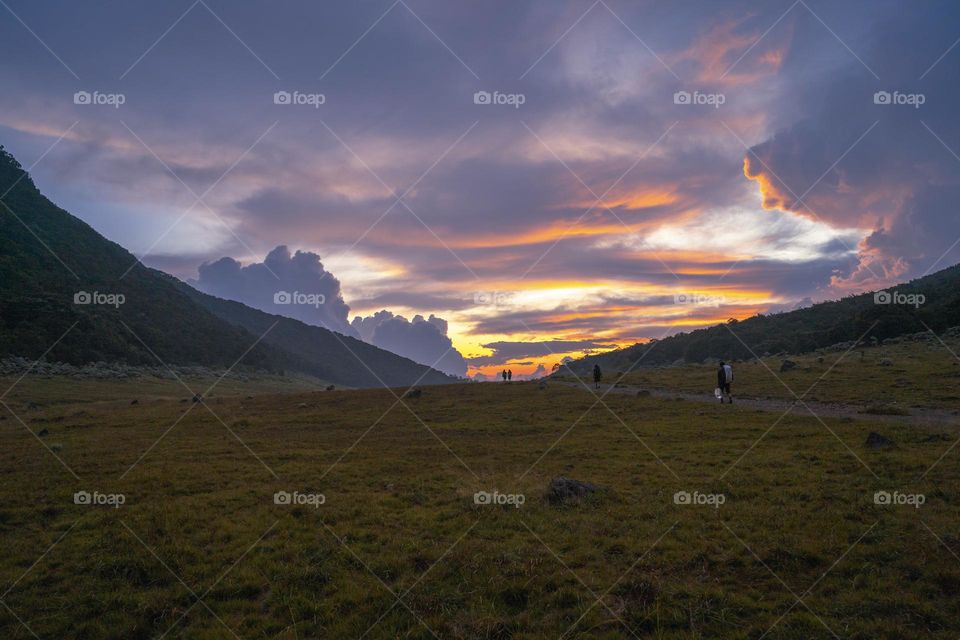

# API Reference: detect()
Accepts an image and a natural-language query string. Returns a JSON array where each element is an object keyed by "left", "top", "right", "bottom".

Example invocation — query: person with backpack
[
  {"left": 717, "top": 361, "right": 733, "bottom": 404},
  {"left": 593, "top": 364, "right": 602, "bottom": 389}
]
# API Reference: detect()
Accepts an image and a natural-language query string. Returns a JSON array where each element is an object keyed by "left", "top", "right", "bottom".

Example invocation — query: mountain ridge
[
  {"left": 0, "top": 145, "right": 458, "bottom": 387},
  {"left": 562, "top": 263, "right": 960, "bottom": 374}
]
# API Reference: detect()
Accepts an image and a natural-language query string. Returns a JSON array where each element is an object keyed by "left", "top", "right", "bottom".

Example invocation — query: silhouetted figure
[
  {"left": 593, "top": 364, "right": 602, "bottom": 389},
  {"left": 717, "top": 361, "right": 733, "bottom": 404},
  {"left": 507, "top": 369, "right": 512, "bottom": 382},
  {"left": 501, "top": 370, "right": 507, "bottom": 382}
]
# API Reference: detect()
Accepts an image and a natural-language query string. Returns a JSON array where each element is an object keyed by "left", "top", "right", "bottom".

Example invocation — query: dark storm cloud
[
  {"left": 193, "top": 245, "right": 356, "bottom": 335},
  {"left": 741, "top": 1, "right": 960, "bottom": 286},
  {"left": 350, "top": 310, "right": 468, "bottom": 377}
]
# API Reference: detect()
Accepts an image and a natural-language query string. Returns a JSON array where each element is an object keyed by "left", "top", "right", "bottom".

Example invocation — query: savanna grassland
[{"left": 1, "top": 374, "right": 958, "bottom": 639}]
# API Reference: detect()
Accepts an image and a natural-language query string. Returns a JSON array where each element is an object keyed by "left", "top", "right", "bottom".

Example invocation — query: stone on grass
[
  {"left": 404, "top": 388, "right": 422, "bottom": 399},
  {"left": 547, "top": 477, "right": 599, "bottom": 505},
  {"left": 865, "top": 432, "right": 895, "bottom": 449},
  {"left": 780, "top": 360, "right": 798, "bottom": 372}
]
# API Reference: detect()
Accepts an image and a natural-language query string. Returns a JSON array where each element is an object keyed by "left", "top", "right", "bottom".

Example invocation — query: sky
[{"left": 1, "top": 0, "right": 958, "bottom": 378}]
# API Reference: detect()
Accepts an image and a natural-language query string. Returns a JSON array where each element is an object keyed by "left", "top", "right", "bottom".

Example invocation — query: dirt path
[{"left": 555, "top": 380, "right": 960, "bottom": 427}]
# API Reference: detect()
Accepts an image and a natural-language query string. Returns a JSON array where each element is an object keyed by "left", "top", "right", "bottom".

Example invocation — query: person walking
[
  {"left": 507, "top": 369, "right": 512, "bottom": 382},
  {"left": 501, "top": 370, "right": 507, "bottom": 383},
  {"left": 717, "top": 361, "right": 733, "bottom": 404},
  {"left": 593, "top": 364, "right": 602, "bottom": 389}
]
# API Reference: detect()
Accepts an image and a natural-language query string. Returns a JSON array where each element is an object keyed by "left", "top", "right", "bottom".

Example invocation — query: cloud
[
  {"left": 351, "top": 311, "right": 468, "bottom": 377},
  {"left": 193, "top": 245, "right": 356, "bottom": 335},
  {"left": 740, "top": 4, "right": 960, "bottom": 288},
  {"left": 467, "top": 339, "right": 619, "bottom": 366}
]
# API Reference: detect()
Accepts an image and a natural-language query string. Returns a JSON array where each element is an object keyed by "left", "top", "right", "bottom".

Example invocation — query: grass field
[
  {"left": 1, "top": 375, "right": 959, "bottom": 639},
  {"left": 559, "top": 336, "right": 960, "bottom": 413}
]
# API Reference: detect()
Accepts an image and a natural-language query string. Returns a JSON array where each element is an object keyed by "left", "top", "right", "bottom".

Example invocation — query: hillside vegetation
[
  {"left": 565, "top": 264, "right": 960, "bottom": 374},
  {"left": 0, "top": 146, "right": 455, "bottom": 388}
]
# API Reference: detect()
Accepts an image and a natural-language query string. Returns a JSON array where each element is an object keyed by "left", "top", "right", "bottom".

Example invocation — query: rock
[
  {"left": 38, "top": 428, "right": 49, "bottom": 437},
  {"left": 297, "top": 403, "right": 308, "bottom": 409},
  {"left": 865, "top": 432, "right": 895, "bottom": 449},
  {"left": 130, "top": 399, "right": 139, "bottom": 405},
  {"left": 326, "top": 385, "right": 335, "bottom": 391},
  {"left": 780, "top": 360, "right": 798, "bottom": 372},
  {"left": 191, "top": 394, "right": 203, "bottom": 403},
  {"left": 546, "top": 477, "right": 599, "bottom": 505},
  {"left": 636, "top": 390, "right": 650, "bottom": 397},
  {"left": 879, "top": 358, "right": 893, "bottom": 366},
  {"left": 50, "top": 443, "right": 63, "bottom": 453},
  {"left": 403, "top": 388, "right": 422, "bottom": 399}
]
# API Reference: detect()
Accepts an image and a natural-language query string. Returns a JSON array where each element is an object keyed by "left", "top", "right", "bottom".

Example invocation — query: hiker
[
  {"left": 717, "top": 361, "right": 733, "bottom": 404},
  {"left": 593, "top": 364, "right": 602, "bottom": 389},
  {"left": 501, "top": 370, "right": 507, "bottom": 382},
  {"left": 507, "top": 369, "right": 512, "bottom": 382}
]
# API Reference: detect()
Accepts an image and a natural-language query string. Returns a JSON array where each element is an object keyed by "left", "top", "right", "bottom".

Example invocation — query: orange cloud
[
  {"left": 743, "top": 155, "right": 797, "bottom": 213},
  {"left": 671, "top": 18, "right": 791, "bottom": 85},
  {"left": 574, "top": 189, "right": 678, "bottom": 211}
]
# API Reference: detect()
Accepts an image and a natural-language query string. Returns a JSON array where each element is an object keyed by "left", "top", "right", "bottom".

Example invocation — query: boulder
[
  {"left": 325, "top": 385, "right": 335, "bottom": 391},
  {"left": 780, "top": 360, "right": 798, "bottom": 372},
  {"left": 547, "top": 477, "right": 599, "bottom": 505},
  {"left": 403, "top": 388, "right": 422, "bottom": 399},
  {"left": 865, "top": 432, "right": 895, "bottom": 449}
]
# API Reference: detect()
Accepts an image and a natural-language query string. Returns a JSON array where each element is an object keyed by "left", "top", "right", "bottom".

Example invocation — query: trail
[{"left": 555, "top": 380, "right": 960, "bottom": 428}]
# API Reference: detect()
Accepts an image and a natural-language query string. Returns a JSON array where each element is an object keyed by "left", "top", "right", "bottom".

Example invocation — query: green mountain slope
[
  {"left": 170, "top": 275, "right": 457, "bottom": 387},
  {"left": 0, "top": 145, "right": 456, "bottom": 387},
  {"left": 564, "top": 264, "right": 960, "bottom": 374}
]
